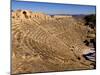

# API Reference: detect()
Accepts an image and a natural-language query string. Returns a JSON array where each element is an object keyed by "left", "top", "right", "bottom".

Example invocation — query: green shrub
[{"left": 84, "top": 14, "right": 96, "bottom": 29}]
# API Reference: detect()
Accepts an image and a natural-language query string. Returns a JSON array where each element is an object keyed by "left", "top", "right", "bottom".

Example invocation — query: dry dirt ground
[{"left": 11, "top": 10, "right": 96, "bottom": 74}]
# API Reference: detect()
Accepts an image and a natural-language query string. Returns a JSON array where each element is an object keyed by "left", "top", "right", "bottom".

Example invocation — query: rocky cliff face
[{"left": 12, "top": 10, "right": 96, "bottom": 74}]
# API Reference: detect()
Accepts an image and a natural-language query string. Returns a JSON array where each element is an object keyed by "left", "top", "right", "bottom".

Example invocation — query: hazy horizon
[{"left": 12, "top": 0, "right": 96, "bottom": 15}]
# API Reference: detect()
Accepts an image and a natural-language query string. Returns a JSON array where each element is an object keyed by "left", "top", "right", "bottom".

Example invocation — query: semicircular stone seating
[{"left": 12, "top": 10, "right": 96, "bottom": 74}]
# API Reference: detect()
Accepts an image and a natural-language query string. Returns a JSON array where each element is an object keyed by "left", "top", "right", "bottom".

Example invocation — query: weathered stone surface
[{"left": 12, "top": 10, "right": 96, "bottom": 74}]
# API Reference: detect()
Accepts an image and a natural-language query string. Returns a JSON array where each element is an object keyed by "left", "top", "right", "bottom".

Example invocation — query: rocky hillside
[{"left": 12, "top": 10, "right": 96, "bottom": 74}]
